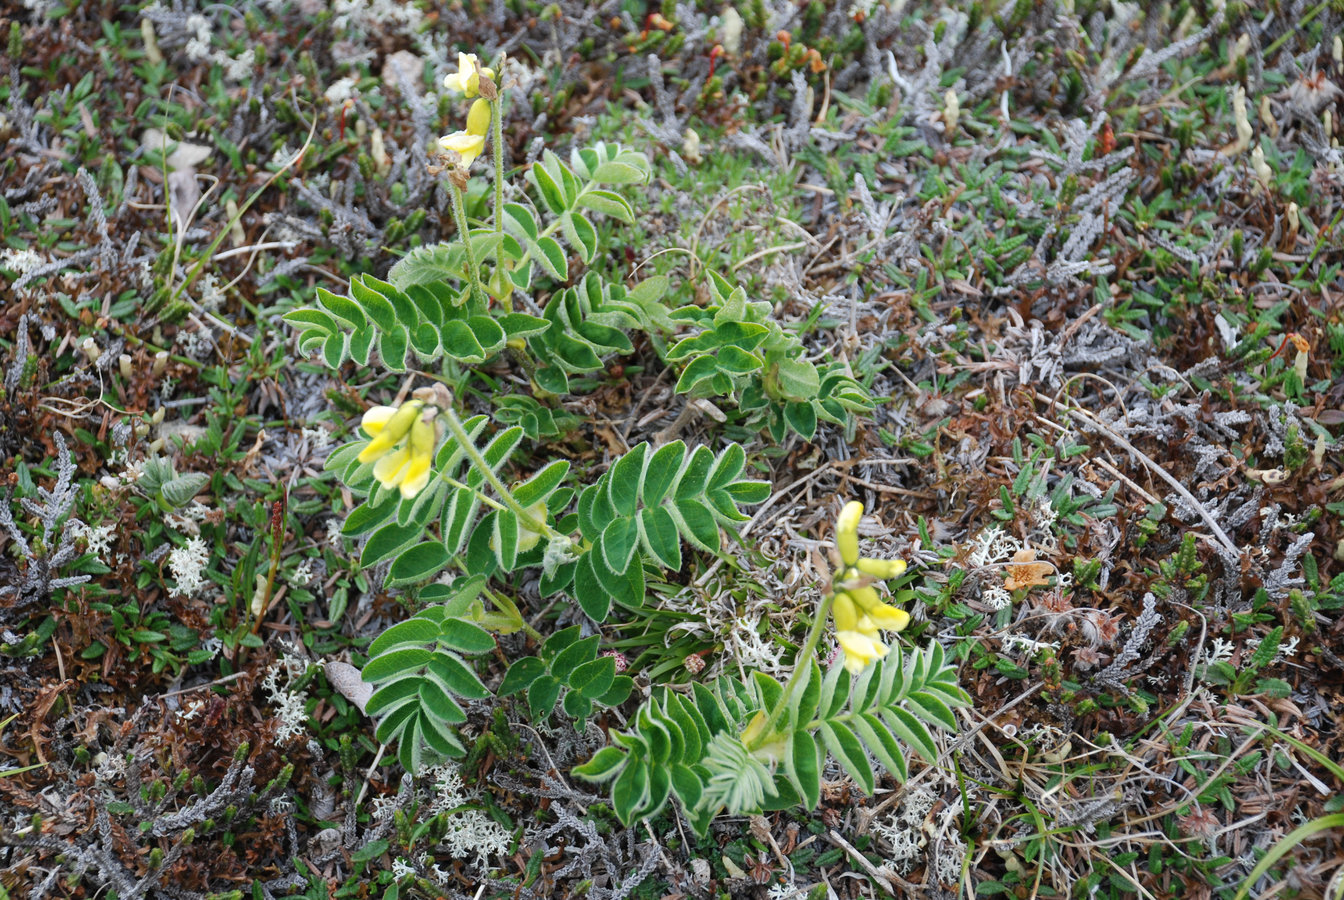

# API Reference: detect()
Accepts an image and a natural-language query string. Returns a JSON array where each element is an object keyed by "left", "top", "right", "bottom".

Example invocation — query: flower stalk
[
  {"left": 490, "top": 54, "right": 506, "bottom": 233},
  {"left": 435, "top": 400, "right": 559, "bottom": 542},
  {"left": 447, "top": 181, "right": 487, "bottom": 306},
  {"left": 742, "top": 590, "right": 834, "bottom": 753},
  {"left": 742, "top": 501, "right": 910, "bottom": 754}
]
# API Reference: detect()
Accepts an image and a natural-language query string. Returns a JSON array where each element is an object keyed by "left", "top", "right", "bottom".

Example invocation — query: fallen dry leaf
[{"left": 1004, "top": 547, "right": 1054, "bottom": 592}]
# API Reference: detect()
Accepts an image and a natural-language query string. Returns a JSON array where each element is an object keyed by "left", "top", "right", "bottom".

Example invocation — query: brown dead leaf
[{"left": 1004, "top": 548, "right": 1053, "bottom": 592}]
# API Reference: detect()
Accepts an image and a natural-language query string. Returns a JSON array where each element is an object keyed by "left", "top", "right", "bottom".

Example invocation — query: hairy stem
[
  {"left": 744, "top": 591, "right": 834, "bottom": 752},
  {"left": 436, "top": 404, "right": 559, "bottom": 541},
  {"left": 485, "top": 587, "right": 543, "bottom": 642},
  {"left": 491, "top": 60, "right": 506, "bottom": 233},
  {"left": 448, "top": 181, "right": 487, "bottom": 306}
]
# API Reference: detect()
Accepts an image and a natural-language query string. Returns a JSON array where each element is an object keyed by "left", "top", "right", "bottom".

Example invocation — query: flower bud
[
  {"left": 835, "top": 501, "right": 863, "bottom": 565},
  {"left": 466, "top": 98, "right": 491, "bottom": 136},
  {"left": 833, "top": 591, "right": 859, "bottom": 633},
  {"left": 856, "top": 557, "right": 907, "bottom": 578},
  {"left": 358, "top": 400, "right": 424, "bottom": 463}
]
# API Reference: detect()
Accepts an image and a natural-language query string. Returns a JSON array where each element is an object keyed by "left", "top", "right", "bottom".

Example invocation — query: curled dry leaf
[
  {"left": 1004, "top": 547, "right": 1054, "bottom": 592},
  {"left": 324, "top": 661, "right": 372, "bottom": 714},
  {"left": 141, "top": 128, "right": 214, "bottom": 239}
]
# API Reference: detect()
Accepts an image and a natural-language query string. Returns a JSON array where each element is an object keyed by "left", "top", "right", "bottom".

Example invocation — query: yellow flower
[
  {"left": 358, "top": 400, "right": 423, "bottom": 463},
  {"left": 856, "top": 557, "right": 907, "bottom": 578},
  {"left": 836, "top": 630, "right": 889, "bottom": 674},
  {"left": 465, "top": 98, "right": 491, "bottom": 135},
  {"left": 834, "top": 501, "right": 908, "bottom": 581},
  {"left": 833, "top": 591, "right": 860, "bottom": 633},
  {"left": 828, "top": 500, "right": 913, "bottom": 673},
  {"left": 439, "top": 130, "right": 487, "bottom": 168},
  {"left": 836, "top": 500, "right": 863, "bottom": 566},
  {"left": 357, "top": 401, "right": 436, "bottom": 499},
  {"left": 437, "top": 100, "right": 492, "bottom": 169},
  {"left": 444, "top": 52, "right": 494, "bottom": 98},
  {"left": 862, "top": 602, "right": 910, "bottom": 632}
]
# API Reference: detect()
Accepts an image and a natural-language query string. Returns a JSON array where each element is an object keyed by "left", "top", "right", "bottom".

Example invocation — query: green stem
[
  {"left": 437, "top": 472, "right": 507, "bottom": 513},
  {"left": 485, "top": 587, "right": 543, "bottom": 642},
  {"left": 436, "top": 404, "right": 559, "bottom": 540},
  {"left": 448, "top": 181, "right": 487, "bottom": 306},
  {"left": 744, "top": 591, "right": 834, "bottom": 752},
  {"left": 504, "top": 179, "right": 606, "bottom": 276},
  {"left": 491, "top": 73, "right": 505, "bottom": 233},
  {"left": 1262, "top": 2, "right": 1326, "bottom": 58}
]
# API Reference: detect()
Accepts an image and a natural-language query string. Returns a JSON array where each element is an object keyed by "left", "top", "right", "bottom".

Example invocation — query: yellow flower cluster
[
  {"left": 438, "top": 54, "right": 494, "bottom": 169},
  {"left": 358, "top": 400, "right": 436, "bottom": 499},
  {"left": 831, "top": 501, "right": 910, "bottom": 674},
  {"left": 443, "top": 52, "right": 494, "bottom": 98}
]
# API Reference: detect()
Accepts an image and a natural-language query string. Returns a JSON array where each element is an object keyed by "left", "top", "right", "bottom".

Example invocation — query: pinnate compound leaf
[{"left": 388, "top": 243, "right": 466, "bottom": 288}]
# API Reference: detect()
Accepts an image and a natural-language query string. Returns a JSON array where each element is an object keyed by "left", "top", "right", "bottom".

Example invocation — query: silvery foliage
[
  {"left": 12, "top": 715, "right": 405, "bottom": 900},
  {"left": 0, "top": 433, "right": 91, "bottom": 614},
  {"left": 13, "top": 737, "right": 304, "bottom": 900},
  {"left": 1093, "top": 592, "right": 1162, "bottom": 691},
  {"left": 477, "top": 766, "right": 661, "bottom": 900}
]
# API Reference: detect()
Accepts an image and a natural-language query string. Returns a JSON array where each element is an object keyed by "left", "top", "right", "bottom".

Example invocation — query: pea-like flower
[
  {"left": 835, "top": 630, "right": 890, "bottom": 674},
  {"left": 444, "top": 52, "right": 494, "bottom": 98},
  {"left": 830, "top": 501, "right": 911, "bottom": 674},
  {"left": 358, "top": 400, "right": 436, "bottom": 499},
  {"left": 437, "top": 98, "right": 492, "bottom": 168}
]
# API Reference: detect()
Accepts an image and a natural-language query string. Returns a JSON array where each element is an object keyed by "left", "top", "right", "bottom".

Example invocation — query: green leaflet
[
  {"left": 348, "top": 415, "right": 533, "bottom": 588},
  {"left": 358, "top": 580, "right": 499, "bottom": 772},
  {"left": 283, "top": 273, "right": 545, "bottom": 371},
  {"left": 666, "top": 270, "right": 875, "bottom": 440},
  {"left": 565, "top": 440, "right": 767, "bottom": 621},
  {"left": 578, "top": 644, "right": 968, "bottom": 834},
  {"left": 498, "top": 625, "right": 633, "bottom": 728},
  {"left": 525, "top": 272, "right": 665, "bottom": 393}
]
